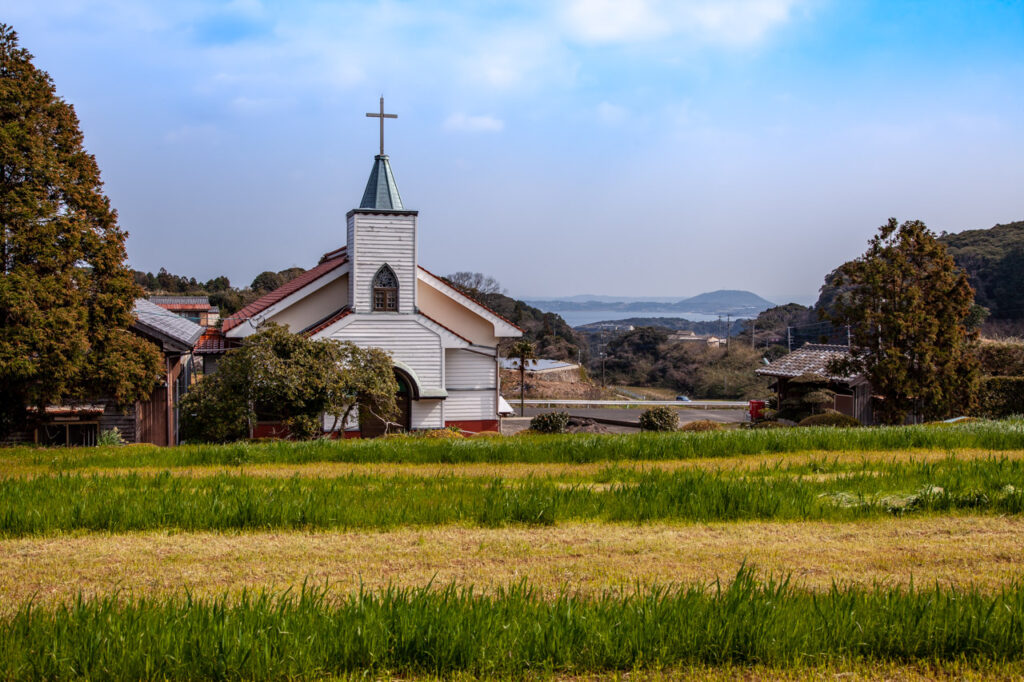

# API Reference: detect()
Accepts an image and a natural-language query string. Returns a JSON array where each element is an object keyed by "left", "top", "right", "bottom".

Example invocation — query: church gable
[{"left": 222, "top": 251, "right": 348, "bottom": 337}]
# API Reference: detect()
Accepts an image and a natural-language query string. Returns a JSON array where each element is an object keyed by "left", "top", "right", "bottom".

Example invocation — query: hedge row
[{"left": 978, "top": 376, "right": 1024, "bottom": 418}]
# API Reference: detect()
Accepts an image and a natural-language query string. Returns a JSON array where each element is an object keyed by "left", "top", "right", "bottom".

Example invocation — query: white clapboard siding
[
  {"left": 347, "top": 213, "right": 417, "bottom": 314},
  {"left": 411, "top": 399, "right": 443, "bottom": 429},
  {"left": 328, "top": 317, "right": 442, "bottom": 388},
  {"left": 445, "top": 350, "right": 497, "bottom": 390},
  {"left": 445, "top": 390, "right": 496, "bottom": 421}
]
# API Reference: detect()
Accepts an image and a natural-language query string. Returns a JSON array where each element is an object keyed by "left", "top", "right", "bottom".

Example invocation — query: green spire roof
[{"left": 359, "top": 154, "right": 404, "bottom": 210}]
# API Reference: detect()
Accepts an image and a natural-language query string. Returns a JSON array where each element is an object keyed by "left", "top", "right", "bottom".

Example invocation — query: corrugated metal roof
[
  {"left": 359, "top": 154, "right": 404, "bottom": 210},
  {"left": 755, "top": 343, "right": 857, "bottom": 382},
  {"left": 500, "top": 358, "right": 577, "bottom": 372},
  {"left": 133, "top": 298, "right": 204, "bottom": 347}
]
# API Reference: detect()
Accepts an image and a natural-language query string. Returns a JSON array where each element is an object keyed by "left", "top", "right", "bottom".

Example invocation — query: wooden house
[{"left": 756, "top": 343, "right": 874, "bottom": 424}]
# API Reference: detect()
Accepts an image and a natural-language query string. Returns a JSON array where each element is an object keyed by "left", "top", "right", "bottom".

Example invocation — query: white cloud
[
  {"left": 561, "top": 0, "right": 805, "bottom": 46},
  {"left": 444, "top": 113, "right": 505, "bottom": 133}
]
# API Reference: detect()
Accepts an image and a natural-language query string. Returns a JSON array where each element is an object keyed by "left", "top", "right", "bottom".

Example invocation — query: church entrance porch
[{"left": 358, "top": 371, "right": 412, "bottom": 438}]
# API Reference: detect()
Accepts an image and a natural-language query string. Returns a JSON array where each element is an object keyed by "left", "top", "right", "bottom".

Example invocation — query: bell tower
[{"left": 346, "top": 97, "right": 418, "bottom": 314}]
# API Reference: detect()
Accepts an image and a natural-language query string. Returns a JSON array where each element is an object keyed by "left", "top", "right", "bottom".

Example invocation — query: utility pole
[
  {"left": 787, "top": 326, "right": 792, "bottom": 353},
  {"left": 751, "top": 320, "right": 756, "bottom": 349},
  {"left": 846, "top": 324, "right": 852, "bottom": 348},
  {"left": 726, "top": 314, "right": 731, "bottom": 351}
]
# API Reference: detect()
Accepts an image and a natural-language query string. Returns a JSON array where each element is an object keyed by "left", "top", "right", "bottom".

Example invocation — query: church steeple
[
  {"left": 347, "top": 96, "right": 418, "bottom": 315},
  {"left": 359, "top": 154, "right": 404, "bottom": 210},
  {"left": 359, "top": 97, "right": 404, "bottom": 210}
]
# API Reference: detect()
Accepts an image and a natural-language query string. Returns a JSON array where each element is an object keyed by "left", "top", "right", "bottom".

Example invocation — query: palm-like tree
[{"left": 507, "top": 340, "right": 537, "bottom": 417}]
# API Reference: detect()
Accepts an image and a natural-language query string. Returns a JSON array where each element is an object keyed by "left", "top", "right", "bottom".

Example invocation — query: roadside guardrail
[{"left": 520, "top": 399, "right": 749, "bottom": 409}]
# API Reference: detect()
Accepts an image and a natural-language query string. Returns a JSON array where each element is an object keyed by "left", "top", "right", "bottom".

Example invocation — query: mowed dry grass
[
  {"left": 2, "top": 516, "right": 1022, "bottom": 613},
  {"left": 4, "top": 447, "right": 1023, "bottom": 480}
]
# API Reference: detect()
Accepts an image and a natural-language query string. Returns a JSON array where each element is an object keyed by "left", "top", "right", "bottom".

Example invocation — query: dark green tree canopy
[
  {"left": 180, "top": 324, "right": 399, "bottom": 442},
  {"left": 0, "top": 24, "right": 161, "bottom": 435},
  {"left": 825, "top": 218, "right": 979, "bottom": 424}
]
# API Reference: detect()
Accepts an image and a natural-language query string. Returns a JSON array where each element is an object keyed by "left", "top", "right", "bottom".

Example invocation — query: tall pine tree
[
  {"left": 0, "top": 25, "right": 161, "bottom": 436},
  {"left": 826, "top": 218, "right": 979, "bottom": 424}
]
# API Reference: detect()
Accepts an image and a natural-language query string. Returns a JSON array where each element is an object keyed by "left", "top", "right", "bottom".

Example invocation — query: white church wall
[
  {"left": 268, "top": 276, "right": 348, "bottom": 332},
  {"left": 411, "top": 399, "right": 444, "bottom": 428},
  {"left": 445, "top": 391, "right": 497, "bottom": 421},
  {"left": 347, "top": 212, "right": 417, "bottom": 314},
  {"left": 446, "top": 349, "right": 497, "bottom": 389},
  {"left": 418, "top": 283, "right": 498, "bottom": 346},
  {"left": 329, "top": 316, "right": 442, "bottom": 389},
  {"left": 445, "top": 349, "right": 498, "bottom": 422}
]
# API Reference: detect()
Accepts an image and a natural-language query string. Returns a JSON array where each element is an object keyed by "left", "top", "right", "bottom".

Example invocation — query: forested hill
[
  {"left": 466, "top": 291, "right": 586, "bottom": 363},
  {"left": 939, "top": 220, "right": 1024, "bottom": 319}
]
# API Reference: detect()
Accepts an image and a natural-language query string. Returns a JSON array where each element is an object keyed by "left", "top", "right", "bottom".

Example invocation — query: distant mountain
[
  {"left": 677, "top": 290, "right": 776, "bottom": 314},
  {"left": 526, "top": 289, "right": 776, "bottom": 316}
]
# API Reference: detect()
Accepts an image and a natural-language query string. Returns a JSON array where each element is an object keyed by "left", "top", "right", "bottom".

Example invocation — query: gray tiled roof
[
  {"left": 755, "top": 343, "right": 858, "bottom": 382},
  {"left": 359, "top": 154, "right": 404, "bottom": 210},
  {"left": 133, "top": 298, "right": 204, "bottom": 348}
]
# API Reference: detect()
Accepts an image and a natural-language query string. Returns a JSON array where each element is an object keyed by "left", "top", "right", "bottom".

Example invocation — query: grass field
[{"left": 2, "top": 420, "right": 1024, "bottom": 678}]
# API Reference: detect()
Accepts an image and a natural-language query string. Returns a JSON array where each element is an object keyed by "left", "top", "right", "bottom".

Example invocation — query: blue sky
[{"left": 4, "top": 0, "right": 1024, "bottom": 303}]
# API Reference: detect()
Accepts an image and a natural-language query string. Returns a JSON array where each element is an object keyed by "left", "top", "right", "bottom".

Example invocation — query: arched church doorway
[{"left": 359, "top": 370, "right": 412, "bottom": 437}]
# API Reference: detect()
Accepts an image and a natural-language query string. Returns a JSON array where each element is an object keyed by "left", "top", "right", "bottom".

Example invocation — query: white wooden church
[{"left": 221, "top": 102, "right": 521, "bottom": 436}]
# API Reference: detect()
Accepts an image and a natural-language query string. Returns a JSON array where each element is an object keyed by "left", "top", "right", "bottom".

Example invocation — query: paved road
[{"left": 519, "top": 406, "right": 748, "bottom": 428}]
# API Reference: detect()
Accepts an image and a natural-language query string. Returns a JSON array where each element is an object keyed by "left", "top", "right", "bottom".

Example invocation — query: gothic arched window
[{"left": 372, "top": 264, "right": 399, "bottom": 312}]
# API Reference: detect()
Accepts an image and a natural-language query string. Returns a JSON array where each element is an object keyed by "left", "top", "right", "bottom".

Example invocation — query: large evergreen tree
[
  {"left": 826, "top": 218, "right": 979, "bottom": 424},
  {"left": 0, "top": 25, "right": 161, "bottom": 436}
]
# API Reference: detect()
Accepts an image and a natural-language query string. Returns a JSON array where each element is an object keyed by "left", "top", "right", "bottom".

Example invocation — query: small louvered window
[{"left": 372, "top": 265, "right": 399, "bottom": 312}]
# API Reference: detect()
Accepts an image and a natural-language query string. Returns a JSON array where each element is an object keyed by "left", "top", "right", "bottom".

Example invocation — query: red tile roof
[
  {"left": 417, "top": 265, "right": 523, "bottom": 333},
  {"left": 222, "top": 249, "right": 348, "bottom": 332},
  {"left": 195, "top": 328, "right": 236, "bottom": 354},
  {"left": 301, "top": 307, "right": 352, "bottom": 337}
]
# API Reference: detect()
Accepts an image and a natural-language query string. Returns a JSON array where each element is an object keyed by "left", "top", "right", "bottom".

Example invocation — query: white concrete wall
[{"left": 347, "top": 212, "right": 417, "bottom": 314}]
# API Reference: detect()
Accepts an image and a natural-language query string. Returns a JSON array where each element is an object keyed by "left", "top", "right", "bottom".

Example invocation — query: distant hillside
[
  {"left": 526, "top": 289, "right": 776, "bottom": 316},
  {"left": 939, "top": 220, "right": 1024, "bottom": 320},
  {"left": 577, "top": 317, "right": 745, "bottom": 334}
]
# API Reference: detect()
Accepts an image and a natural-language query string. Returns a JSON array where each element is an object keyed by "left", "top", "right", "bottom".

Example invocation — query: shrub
[
  {"left": 798, "top": 412, "right": 861, "bottom": 428},
  {"left": 680, "top": 419, "right": 722, "bottom": 432},
  {"left": 978, "top": 376, "right": 1024, "bottom": 418},
  {"left": 746, "top": 420, "right": 789, "bottom": 429},
  {"left": 97, "top": 427, "right": 125, "bottom": 446},
  {"left": 639, "top": 407, "right": 678, "bottom": 432},
  {"left": 472, "top": 431, "right": 503, "bottom": 438},
  {"left": 419, "top": 428, "right": 465, "bottom": 439},
  {"left": 530, "top": 412, "right": 570, "bottom": 434}
]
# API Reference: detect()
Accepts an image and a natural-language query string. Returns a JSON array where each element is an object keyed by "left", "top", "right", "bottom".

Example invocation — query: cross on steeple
[{"left": 365, "top": 96, "right": 397, "bottom": 156}]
